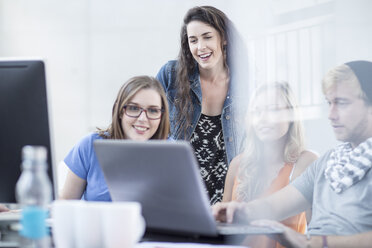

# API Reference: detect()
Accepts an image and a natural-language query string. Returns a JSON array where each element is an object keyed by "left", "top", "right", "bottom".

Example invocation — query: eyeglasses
[
  {"left": 250, "top": 105, "right": 292, "bottom": 115},
  {"left": 123, "top": 105, "right": 164, "bottom": 120}
]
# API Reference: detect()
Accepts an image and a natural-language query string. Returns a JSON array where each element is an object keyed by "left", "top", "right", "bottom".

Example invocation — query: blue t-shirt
[{"left": 64, "top": 133, "right": 111, "bottom": 201}]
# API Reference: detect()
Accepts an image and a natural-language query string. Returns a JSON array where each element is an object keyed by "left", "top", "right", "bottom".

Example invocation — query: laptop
[{"left": 94, "top": 140, "right": 283, "bottom": 238}]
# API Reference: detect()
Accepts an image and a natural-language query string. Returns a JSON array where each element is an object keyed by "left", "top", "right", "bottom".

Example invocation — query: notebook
[{"left": 94, "top": 140, "right": 283, "bottom": 237}]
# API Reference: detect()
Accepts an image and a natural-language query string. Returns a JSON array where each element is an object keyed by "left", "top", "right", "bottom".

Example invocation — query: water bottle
[{"left": 15, "top": 146, "right": 52, "bottom": 248}]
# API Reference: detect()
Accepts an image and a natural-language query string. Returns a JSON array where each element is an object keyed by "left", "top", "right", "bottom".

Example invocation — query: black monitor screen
[{"left": 0, "top": 60, "right": 55, "bottom": 203}]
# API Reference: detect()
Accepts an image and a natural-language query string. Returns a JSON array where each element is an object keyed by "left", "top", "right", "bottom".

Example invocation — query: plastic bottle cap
[{"left": 22, "top": 146, "right": 47, "bottom": 161}]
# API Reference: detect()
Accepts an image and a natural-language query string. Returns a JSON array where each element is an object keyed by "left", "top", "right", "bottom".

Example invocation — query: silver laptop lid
[{"left": 94, "top": 139, "right": 218, "bottom": 237}]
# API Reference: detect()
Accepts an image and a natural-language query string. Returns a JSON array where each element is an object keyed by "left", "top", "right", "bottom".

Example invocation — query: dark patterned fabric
[{"left": 190, "top": 114, "right": 228, "bottom": 205}]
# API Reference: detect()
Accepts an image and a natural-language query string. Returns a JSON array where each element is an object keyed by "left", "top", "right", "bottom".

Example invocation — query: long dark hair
[{"left": 176, "top": 6, "right": 238, "bottom": 138}]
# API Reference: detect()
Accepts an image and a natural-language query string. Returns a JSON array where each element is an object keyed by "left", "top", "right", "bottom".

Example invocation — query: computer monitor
[{"left": 0, "top": 60, "right": 56, "bottom": 203}]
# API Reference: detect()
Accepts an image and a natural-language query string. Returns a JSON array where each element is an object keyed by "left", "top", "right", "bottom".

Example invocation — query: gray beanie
[{"left": 345, "top": 60, "right": 372, "bottom": 103}]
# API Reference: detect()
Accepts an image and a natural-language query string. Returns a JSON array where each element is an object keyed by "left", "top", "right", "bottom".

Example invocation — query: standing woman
[
  {"left": 156, "top": 6, "right": 247, "bottom": 204},
  {"left": 60, "top": 76, "right": 170, "bottom": 201}
]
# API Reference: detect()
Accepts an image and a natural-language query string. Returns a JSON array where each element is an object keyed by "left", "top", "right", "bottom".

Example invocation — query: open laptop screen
[
  {"left": 94, "top": 139, "right": 284, "bottom": 239},
  {"left": 94, "top": 140, "right": 218, "bottom": 237}
]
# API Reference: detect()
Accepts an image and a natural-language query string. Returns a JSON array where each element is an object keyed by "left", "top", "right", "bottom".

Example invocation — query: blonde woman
[{"left": 222, "top": 82, "right": 317, "bottom": 248}]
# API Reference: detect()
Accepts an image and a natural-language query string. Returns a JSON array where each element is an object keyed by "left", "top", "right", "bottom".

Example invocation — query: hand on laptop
[
  {"left": 212, "top": 201, "right": 248, "bottom": 223},
  {"left": 0, "top": 204, "right": 9, "bottom": 212}
]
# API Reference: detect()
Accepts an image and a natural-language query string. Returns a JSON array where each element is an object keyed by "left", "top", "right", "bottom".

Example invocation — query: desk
[
  {"left": 0, "top": 219, "right": 53, "bottom": 248},
  {"left": 0, "top": 229, "right": 248, "bottom": 248},
  {"left": 0, "top": 220, "right": 20, "bottom": 247},
  {"left": 137, "top": 242, "right": 247, "bottom": 248},
  {"left": 1, "top": 218, "right": 252, "bottom": 248}
]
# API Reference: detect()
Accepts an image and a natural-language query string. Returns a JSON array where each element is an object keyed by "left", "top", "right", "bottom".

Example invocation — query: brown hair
[
  {"left": 97, "top": 76, "right": 170, "bottom": 140},
  {"left": 176, "top": 6, "right": 235, "bottom": 137}
]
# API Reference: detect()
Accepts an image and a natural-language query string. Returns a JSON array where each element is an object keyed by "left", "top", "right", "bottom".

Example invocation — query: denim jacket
[{"left": 156, "top": 60, "right": 245, "bottom": 164}]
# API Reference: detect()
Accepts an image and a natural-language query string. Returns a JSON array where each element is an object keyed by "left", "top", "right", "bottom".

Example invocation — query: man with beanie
[{"left": 213, "top": 61, "right": 372, "bottom": 248}]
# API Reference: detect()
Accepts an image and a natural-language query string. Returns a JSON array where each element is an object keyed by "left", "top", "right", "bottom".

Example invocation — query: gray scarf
[{"left": 325, "top": 137, "right": 372, "bottom": 193}]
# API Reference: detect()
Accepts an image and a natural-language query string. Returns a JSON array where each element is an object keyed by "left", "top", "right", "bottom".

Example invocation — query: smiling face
[
  {"left": 326, "top": 81, "right": 372, "bottom": 147},
  {"left": 250, "top": 89, "right": 291, "bottom": 143},
  {"left": 121, "top": 88, "right": 162, "bottom": 141},
  {"left": 186, "top": 20, "right": 225, "bottom": 71}
]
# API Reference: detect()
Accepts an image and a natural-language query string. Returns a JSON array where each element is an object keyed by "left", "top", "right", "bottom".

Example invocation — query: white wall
[{"left": 1, "top": 0, "right": 371, "bottom": 191}]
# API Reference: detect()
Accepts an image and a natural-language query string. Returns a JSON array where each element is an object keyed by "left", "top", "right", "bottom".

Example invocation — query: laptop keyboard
[
  {"left": 0, "top": 210, "right": 21, "bottom": 222},
  {"left": 216, "top": 222, "right": 283, "bottom": 235}
]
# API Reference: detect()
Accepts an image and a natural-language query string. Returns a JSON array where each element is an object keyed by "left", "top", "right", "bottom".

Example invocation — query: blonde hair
[
  {"left": 97, "top": 76, "right": 170, "bottom": 140},
  {"left": 236, "top": 82, "right": 304, "bottom": 201},
  {"left": 322, "top": 64, "right": 367, "bottom": 101}
]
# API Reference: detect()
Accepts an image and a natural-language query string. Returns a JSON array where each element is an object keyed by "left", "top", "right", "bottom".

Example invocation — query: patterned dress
[{"left": 190, "top": 114, "right": 228, "bottom": 205}]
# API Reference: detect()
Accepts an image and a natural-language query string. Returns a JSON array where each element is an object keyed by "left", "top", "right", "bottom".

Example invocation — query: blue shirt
[
  {"left": 64, "top": 133, "right": 111, "bottom": 201},
  {"left": 156, "top": 60, "right": 245, "bottom": 164}
]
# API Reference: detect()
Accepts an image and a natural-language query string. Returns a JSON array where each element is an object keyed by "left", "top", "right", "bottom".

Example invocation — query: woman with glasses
[
  {"left": 156, "top": 6, "right": 248, "bottom": 205},
  {"left": 60, "top": 76, "right": 170, "bottom": 201},
  {"left": 221, "top": 82, "right": 317, "bottom": 248}
]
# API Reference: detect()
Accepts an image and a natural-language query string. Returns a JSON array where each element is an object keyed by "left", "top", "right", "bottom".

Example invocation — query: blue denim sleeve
[
  {"left": 156, "top": 60, "right": 177, "bottom": 92},
  {"left": 156, "top": 63, "right": 167, "bottom": 87}
]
